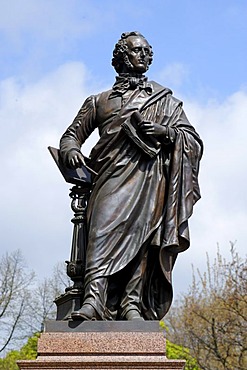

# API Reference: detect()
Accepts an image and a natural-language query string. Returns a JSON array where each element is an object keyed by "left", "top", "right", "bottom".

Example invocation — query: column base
[{"left": 54, "top": 290, "right": 83, "bottom": 320}]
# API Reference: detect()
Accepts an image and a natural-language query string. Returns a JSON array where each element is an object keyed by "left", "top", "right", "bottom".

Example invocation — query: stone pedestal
[{"left": 17, "top": 321, "right": 185, "bottom": 370}]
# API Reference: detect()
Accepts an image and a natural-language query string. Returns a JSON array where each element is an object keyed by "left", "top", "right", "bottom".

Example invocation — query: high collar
[{"left": 110, "top": 73, "right": 153, "bottom": 97}]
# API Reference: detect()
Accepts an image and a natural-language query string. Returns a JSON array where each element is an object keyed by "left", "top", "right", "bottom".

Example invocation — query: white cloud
[
  {"left": 158, "top": 62, "right": 189, "bottom": 87},
  {"left": 173, "top": 89, "right": 247, "bottom": 296},
  {"left": 0, "top": 62, "right": 100, "bottom": 280}
]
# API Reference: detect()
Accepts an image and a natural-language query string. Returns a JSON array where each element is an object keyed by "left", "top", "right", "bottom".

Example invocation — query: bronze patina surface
[{"left": 59, "top": 31, "right": 203, "bottom": 321}]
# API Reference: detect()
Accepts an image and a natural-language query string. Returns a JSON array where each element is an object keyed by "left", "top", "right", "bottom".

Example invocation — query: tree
[
  {"left": 0, "top": 333, "right": 39, "bottom": 370},
  {"left": 160, "top": 321, "right": 200, "bottom": 369},
  {"left": 0, "top": 251, "right": 69, "bottom": 354},
  {"left": 166, "top": 243, "right": 247, "bottom": 370},
  {"left": 24, "top": 261, "right": 71, "bottom": 334},
  {"left": 166, "top": 340, "right": 200, "bottom": 370},
  {"left": 0, "top": 250, "right": 34, "bottom": 354}
]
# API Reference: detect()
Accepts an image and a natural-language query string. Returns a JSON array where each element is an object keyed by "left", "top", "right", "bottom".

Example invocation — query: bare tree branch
[{"left": 166, "top": 243, "right": 247, "bottom": 370}]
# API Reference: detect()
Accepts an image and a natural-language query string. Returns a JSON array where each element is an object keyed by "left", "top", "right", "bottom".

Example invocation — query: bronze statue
[{"left": 59, "top": 31, "right": 203, "bottom": 321}]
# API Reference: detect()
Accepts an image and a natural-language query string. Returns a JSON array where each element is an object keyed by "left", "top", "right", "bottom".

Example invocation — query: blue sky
[
  {"left": 0, "top": 0, "right": 247, "bottom": 299},
  {"left": 1, "top": 1, "right": 246, "bottom": 98}
]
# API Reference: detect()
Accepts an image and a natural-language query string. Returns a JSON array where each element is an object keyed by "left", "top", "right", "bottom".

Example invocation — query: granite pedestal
[{"left": 17, "top": 321, "right": 185, "bottom": 370}]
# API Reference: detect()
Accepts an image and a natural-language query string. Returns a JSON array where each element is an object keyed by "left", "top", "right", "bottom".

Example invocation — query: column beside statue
[{"left": 48, "top": 146, "right": 92, "bottom": 320}]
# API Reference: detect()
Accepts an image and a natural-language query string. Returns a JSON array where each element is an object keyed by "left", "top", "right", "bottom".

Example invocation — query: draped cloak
[{"left": 60, "top": 80, "right": 203, "bottom": 320}]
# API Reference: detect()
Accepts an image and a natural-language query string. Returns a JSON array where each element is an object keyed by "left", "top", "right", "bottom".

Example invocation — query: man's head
[{"left": 112, "top": 31, "right": 153, "bottom": 74}]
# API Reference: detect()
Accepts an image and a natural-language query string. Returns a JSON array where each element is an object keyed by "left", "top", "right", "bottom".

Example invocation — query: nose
[{"left": 140, "top": 48, "right": 145, "bottom": 57}]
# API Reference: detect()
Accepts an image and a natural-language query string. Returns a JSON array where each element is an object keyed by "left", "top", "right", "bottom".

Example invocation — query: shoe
[
  {"left": 71, "top": 303, "right": 99, "bottom": 321},
  {"left": 125, "top": 309, "right": 144, "bottom": 321}
]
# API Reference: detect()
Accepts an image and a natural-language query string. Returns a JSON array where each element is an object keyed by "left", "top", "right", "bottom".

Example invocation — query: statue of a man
[{"left": 60, "top": 31, "right": 203, "bottom": 321}]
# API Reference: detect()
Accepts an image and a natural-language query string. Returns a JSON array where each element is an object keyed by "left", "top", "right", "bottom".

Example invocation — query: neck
[{"left": 118, "top": 72, "right": 145, "bottom": 78}]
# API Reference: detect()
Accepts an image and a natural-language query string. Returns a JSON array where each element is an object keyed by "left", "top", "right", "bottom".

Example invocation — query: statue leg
[
  {"left": 119, "top": 254, "right": 146, "bottom": 320},
  {"left": 71, "top": 276, "right": 108, "bottom": 320}
]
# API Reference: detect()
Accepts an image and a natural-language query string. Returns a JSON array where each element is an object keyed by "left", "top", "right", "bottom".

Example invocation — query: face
[{"left": 126, "top": 36, "right": 150, "bottom": 73}]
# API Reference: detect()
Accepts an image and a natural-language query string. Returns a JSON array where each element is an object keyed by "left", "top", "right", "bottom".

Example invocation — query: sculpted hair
[{"left": 112, "top": 31, "right": 153, "bottom": 73}]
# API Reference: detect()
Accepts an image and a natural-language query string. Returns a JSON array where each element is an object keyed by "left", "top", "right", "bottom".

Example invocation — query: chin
[{"left": 134, "top": 66, "right": 148, "bottom": 74}]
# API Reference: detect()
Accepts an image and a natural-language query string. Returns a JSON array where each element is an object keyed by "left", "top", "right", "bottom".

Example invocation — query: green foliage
[
  {"left": 0, "top": 333, "right": 39, "bottom": 370},
  {"left": 160, "top": 321, "right": 200, "bottom": 369},
  {"left": 166, "top": 340, "right": 201, "bottom": 370}
]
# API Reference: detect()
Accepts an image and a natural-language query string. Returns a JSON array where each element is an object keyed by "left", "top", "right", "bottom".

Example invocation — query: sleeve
[{"left": 59, "top": 95, "right": 97, "bottom": 165}]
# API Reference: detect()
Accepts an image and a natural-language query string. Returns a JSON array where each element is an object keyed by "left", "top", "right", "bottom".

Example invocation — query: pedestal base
[{"left": 17, "top": 321, "right": 185, "bottom": 370}]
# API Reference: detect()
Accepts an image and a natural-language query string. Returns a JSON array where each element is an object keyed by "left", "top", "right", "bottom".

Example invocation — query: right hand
[
  {"left": 139, "top": 120, "right": 167, "bottom": 137},
  {"left": 67, "top": 150, "right": 86, "bottom": 169}
]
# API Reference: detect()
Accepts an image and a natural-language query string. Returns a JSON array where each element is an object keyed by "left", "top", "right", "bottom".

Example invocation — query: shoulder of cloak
[
  {"left": 143, "top": 81, "right": 183, "bottom": 116},
  {"left": 150, "top": 81, "right": 182, "bottom": 104},
  {"left": 149, "top": 80, "right": 172, "bottom": 94},
  {"left": 94, "top": 89, "right": 114, "bottom": 105}
]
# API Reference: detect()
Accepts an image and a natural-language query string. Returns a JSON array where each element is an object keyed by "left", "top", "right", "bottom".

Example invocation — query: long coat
[{"left": 60, "top": 80, "right": 203, "bottom": 320}]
